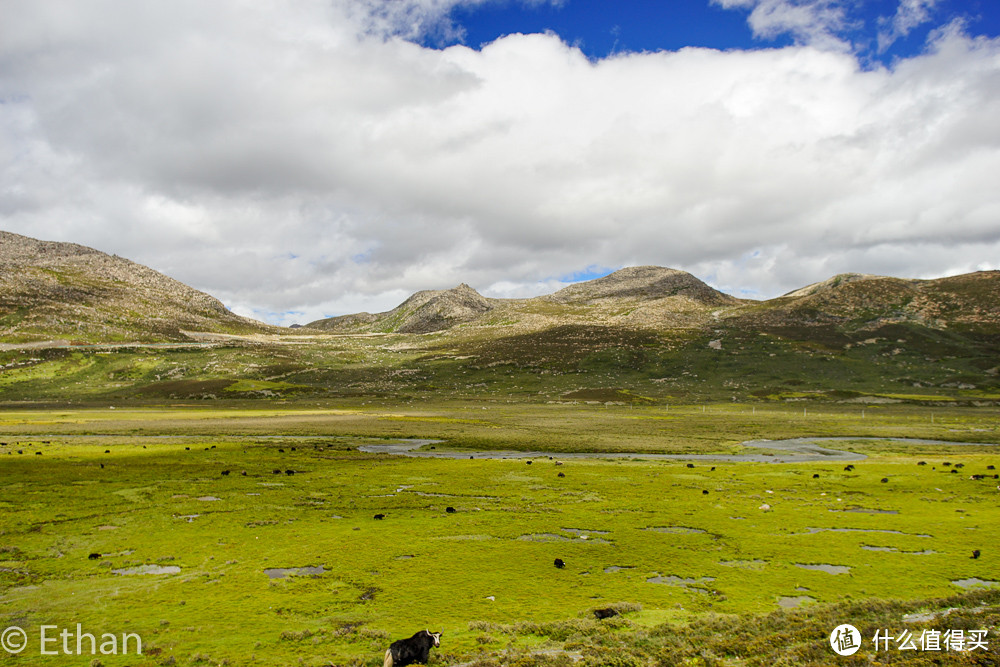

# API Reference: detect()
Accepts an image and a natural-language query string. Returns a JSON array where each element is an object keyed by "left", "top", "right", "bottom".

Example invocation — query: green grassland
[
  {"left": 1, "top": 317, "right": 998, "bottom": 408},
  {"left": 1, "top": 325, "right": 999, "bottom": 665},
  {"left": 2, "top": 404, "right": 999, "bottom": 666}
]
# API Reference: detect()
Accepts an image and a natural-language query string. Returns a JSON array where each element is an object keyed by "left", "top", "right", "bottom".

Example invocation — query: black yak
[{"left": 383, "top": 630, "right": 441, "bottom": 667}]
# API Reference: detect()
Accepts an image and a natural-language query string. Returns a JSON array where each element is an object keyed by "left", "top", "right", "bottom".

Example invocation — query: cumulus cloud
[
  {"left": 711, "top": 0, "right": 854, "bottom": 50},
  {"left": 1, "top": 0, "right": 999, "bottom": 325}
]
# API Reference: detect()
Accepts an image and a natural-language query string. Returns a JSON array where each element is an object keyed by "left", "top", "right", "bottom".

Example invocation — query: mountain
[
  {"left": 0, "top": 230, "right": 274, "bottom": 343},
  {"left": 307, "top": 265, "right": 1000, "bottom": 338},
  {"left": 728, "top": 271, "right": 1000, "bottom": 335},
  {"left": 547, "top": 266, "right": 736, "bottom": 305},
  {"left": 308, "top": 283, "right": 496, "bottom": 334},
  {"left": 307, "top": 267, "right": 739, "bottom": 334},
  {"left": 1, "top": 231, "right": 997, "bottom": 404}
]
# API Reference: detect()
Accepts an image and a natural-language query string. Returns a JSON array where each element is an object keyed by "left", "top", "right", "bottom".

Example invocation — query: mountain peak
[
  {"left": 0, "top": 231, "right": 272, "bottom": 342},
  {"left": 550, "top": 265, "right": 737, "bottom": 305},
  {"left": 309, "top": 281, "right": 493, "bottom": 334}
]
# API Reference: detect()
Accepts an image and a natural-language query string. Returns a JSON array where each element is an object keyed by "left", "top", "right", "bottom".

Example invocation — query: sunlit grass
[{"left": 1, "top": 404, "right": 998, "bottom": 665}]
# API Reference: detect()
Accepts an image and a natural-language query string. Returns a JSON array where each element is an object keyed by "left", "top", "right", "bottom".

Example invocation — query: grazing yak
[{"left": 383, "top": 630, "right": 441, "bottom": 667}]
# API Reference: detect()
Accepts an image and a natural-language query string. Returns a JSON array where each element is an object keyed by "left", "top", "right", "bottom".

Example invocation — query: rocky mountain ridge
[
  {"left": 0, "top": 230, "right": 273, "bottom": 343},
  {"left": 728, "top": 270, "right": 1000, "bottom": 335},
  {"left": 308, "top": 265, "right": 1000, "bottom": 336},
  {"left": 307, "top": 266, "right": 744, "bottom": 334},
  {"left": 3, "top": 230, "right": 998, "bottom": 343}
]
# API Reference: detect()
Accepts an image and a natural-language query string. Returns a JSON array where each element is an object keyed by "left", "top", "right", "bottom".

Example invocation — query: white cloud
[
  {"left": 878, "top": 0, "right": 940, "bottom": 52},
  {"left": 346, "top": 0, "right": 565, "bottom": 44},
  {"left": 712, "top": 0, "right": 854, "bottom": 50},
  {"left": 1, "top": 1, "right": 999, "bottom": 324}
]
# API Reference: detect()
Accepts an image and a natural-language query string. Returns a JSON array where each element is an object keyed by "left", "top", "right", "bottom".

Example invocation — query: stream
[{"left": 358, "top": 436, "right": 999, "bottom": 463}]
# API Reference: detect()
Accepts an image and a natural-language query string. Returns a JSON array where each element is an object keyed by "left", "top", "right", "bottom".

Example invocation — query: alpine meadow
[{"left": 1, "top": 231, "right": 998, "bottom": 665}]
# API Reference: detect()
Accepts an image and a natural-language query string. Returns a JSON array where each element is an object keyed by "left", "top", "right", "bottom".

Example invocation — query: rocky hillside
[
  {"left": 0, "top": 231, "right": 273, "bottom": 343},
  {"left": 728, "top": 271, "right": 1000, "bottom": 335},
  {"left": 308, "top": 267, "right": 740, "bottom": 334},
  {"left": 308, "top": 283, "right": 497, "bottom": 334},
  {"left": 547, "top": 266, "right": 736, "bottom": 305},
  {"left": 308, "top": 265, "right": 1000, "bottom": 337}
]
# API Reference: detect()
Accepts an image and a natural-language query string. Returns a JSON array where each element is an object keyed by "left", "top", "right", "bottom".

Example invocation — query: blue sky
[
  {"left": 435, "top": 0, "right": 1000, "bottom": 64},
  {"left": 446, "top": 0, "right": 772, "bottom": 55},
  {"left": 2, "top": 0, "right": 1000, "bottom": 325}
]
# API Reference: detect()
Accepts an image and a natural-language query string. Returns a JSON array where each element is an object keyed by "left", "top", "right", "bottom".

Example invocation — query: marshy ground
[{"left": 1, "top": 403, "right": 998, "bottom": 665}]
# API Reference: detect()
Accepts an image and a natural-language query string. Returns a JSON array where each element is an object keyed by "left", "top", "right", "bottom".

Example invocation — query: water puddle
[
  {"left": 646, "top": 526, "right": 707, "bottom": 535},
  {"left": 801, "top": 527, "right": 931, "bottom": 537},
  {"left": 795, "top": 563, "right": 850, "bottom": 574},
  {"left": 778, "top": 595, "right": 815, "bottom": 608},
  {"left": 175, "top": 514, "right": 200, "bottom": 522},
  {"left": 604, "top": 566, "right": 635, "bottom": 573},
  {"left": 903, "top": 606, "right": 991, "bottom": 624},
  {"left": 562, "top": 528, "right": 610, "bottom": 537},
  {"left": 952, "top": 578, "right": 998, "bottom": 589},
  {"left": 520, "top": 529, "right": 611, "bottom": 543},
  {"left": 647, "top": 574, "right": 715, "bottom": 588},
  {"left": 365, "top": 436, "right": 1000, "bottom": 464},
  {"left": 832, "top": 508, "right": 899, "bottom": 515},
  {"left": 196, "top": 496, "right": 221, "bottom": 502},
  {"left": 264, "top": 566, "right": 326, "bottom": 579},
  {"left": 518, "top": 533, "right": 572, "bottom": 542},
  {"left": 719, "top": 559, "right": 767, "bottom": 569},
  {"left": 113, "top": 565, "right": 181, "bottom": 576}
]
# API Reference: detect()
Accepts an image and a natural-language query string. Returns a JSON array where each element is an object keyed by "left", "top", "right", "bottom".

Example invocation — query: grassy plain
[{"left": 1, "top": 403, "right": 999, "bottom": 666}]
